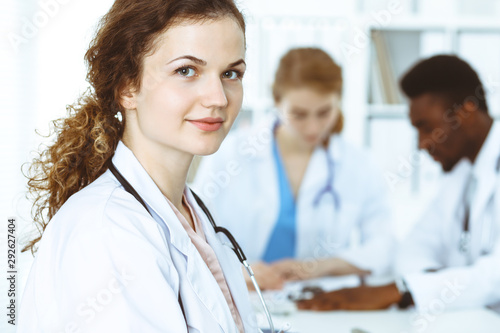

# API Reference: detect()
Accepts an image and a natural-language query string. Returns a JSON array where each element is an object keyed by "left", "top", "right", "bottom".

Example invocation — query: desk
[
  {"left": 257, "top": 308, "right": 500, "bottom": 333},
  {"left": 252, "top": 275, "right": 500, "bottom": 332}
]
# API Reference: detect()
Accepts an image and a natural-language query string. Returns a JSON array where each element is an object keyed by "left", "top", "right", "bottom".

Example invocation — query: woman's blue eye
[
  {"left": 222, "top": 70, "right": 240, "bottom": 79},
  {"left": 177, "top": 67, "right": 196, "bottom": 77}
]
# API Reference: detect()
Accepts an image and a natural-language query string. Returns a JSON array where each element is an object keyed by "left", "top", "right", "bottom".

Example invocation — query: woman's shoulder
[
  {"left": 54, "top": 172, "right": 122, "bottom": 229},
  {"left": 44, "top": 171, "right": 167, "bottom": 254},
  {"left": 59, "top": 171, "right": 119, "bottom": 211},
  {"left": 24, "top": 174, "right": 179, "bottom": 329}
]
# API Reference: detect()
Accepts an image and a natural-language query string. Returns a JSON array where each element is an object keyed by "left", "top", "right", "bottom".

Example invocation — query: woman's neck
[{"left": 122, "top": 135, "right": 193, "bottom": 210}]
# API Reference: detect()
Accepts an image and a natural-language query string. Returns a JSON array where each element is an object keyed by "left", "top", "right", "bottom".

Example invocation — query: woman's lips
[{"left": 187, "top": 117, "right": 223, "bottom": 132}]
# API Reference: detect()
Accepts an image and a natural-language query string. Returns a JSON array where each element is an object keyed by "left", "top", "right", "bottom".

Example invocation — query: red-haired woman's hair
[
  {"left": 272, "top": 47, "right": 344, "bottom": 134},
  {"left": 23, "top": 0, "right": 245, "bottom": 254}
]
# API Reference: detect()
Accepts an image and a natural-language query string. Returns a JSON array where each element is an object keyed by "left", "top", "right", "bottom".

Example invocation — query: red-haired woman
[
  {"left": 194, "top": 48, "right": 395, "bottom": 290},
  {"left": 18, "top": 0, "right": 256, "bottom": 331}
]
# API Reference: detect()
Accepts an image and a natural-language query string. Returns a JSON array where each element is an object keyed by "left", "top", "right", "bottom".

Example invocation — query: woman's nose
[{"left": 200, "top": 76, "right": 228, "bottom": 109}]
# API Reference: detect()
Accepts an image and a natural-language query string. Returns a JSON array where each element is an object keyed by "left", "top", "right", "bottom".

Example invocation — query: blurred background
[{"left": 1, "top": 0, "right": 500, "bottom": 330}]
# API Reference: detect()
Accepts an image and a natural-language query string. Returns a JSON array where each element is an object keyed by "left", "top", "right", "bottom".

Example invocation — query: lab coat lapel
[
  {"left": 295, "top": 137, "right": 339, "bottom": 258},
  {"left": 295, "top": 148, "right": 327, "bottom": 258},
  {"left": 186, "top": 189, "right": 254, "bottom": 332},
  {"left": 296, "top": 136, "right": 341, "bottom": 203},
  {"left": 184, "top": 244, "right": 237, "bottom": 333}
]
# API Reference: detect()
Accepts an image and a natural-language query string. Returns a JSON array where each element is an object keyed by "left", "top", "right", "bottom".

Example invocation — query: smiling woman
[
  {"left": 121, "top": 18, "right": 246, "bottom": 163},
  {"left": 18, "top": 0, "right": 257, "bottom": 332}
]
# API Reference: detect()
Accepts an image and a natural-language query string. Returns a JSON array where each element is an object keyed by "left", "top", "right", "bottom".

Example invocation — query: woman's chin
[{"left": 192, "top": 142, "right": 223, "bottom": 156}]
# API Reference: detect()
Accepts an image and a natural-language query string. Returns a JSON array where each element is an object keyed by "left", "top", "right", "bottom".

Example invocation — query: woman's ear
[{"left": 119, "top": 85, "right": 138, "bottom": 110}]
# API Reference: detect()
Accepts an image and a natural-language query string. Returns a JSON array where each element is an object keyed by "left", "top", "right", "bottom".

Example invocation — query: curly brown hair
[{"left": 23, "top": 0, "right": 245, "bottom": 254}]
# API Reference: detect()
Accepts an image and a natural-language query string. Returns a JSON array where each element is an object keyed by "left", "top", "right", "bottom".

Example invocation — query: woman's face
[
  {"left": 122, "top": 17, "right": 246, "bottom": 156},
  {"left": 278, "top": 88, "right": 341, "bottom": 146}
]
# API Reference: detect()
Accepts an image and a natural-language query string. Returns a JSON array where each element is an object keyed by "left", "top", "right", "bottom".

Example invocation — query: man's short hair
[{"left": 400, "top": 54, "right": 488, "bottom": 113}]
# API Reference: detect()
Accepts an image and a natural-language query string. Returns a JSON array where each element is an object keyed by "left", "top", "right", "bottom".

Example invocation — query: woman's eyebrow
[
  {"left": 228, "top": 59, "right": 246, "bottom": 67},
  {"left": 167, "top": 55, "right": 207, "bottom": 66},
  {"left": 167, "top": 56, "right": 246, "bottom": 69}
]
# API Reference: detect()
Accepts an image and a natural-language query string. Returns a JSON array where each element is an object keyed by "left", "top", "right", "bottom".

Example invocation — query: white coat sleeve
[
  {"left": 395, "top": 195, "right": 447, "bottom": 276},
  {"left": 18, "top": 191, "right": 188, "bottom": 333},
  {"left": 399, "top": 184, "right": 500, "bottom": 309},
  {"left": 336, "top": 156, "right": 396, "bottom": 276},
  {"left": 403, "top": 241, "right": 500, "bottom": 310}
]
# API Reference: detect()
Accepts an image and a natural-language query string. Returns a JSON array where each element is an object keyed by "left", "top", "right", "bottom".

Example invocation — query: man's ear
[
  {"left": 120, "top": 84, "right": 138, "bottom": 110},
  {"left": 462, "top": 99, "right": 480, "bottom": 113}
]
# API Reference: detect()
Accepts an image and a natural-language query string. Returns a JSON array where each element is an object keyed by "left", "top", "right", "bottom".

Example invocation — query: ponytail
[{"left": 23, "top": 94, "right": 123, "bottom": 254}]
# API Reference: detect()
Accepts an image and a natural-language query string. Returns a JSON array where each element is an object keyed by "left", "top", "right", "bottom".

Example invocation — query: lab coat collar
[
  {"left": 111, "top": 141, "right": 191, "bottom": 255},
  {"left": 470, "top": 121, "right": 500, "bottom": 222}
]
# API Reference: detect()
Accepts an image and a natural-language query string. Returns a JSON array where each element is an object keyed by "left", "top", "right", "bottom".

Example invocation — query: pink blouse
[{"left": 165, "top": 192, "right": 244, "bottom": 333}]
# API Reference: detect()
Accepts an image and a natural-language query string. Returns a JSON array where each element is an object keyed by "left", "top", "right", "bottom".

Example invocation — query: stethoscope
[
  {"left": 273, "top": 119, "right": 340, "bottom": 209},
  {"left": 108, "top": 162, "right": 280, "bottom": 333},
  {"left": 313, "top": 148, "right": 340, "bottom": 209},
  {"left": 459, "top": 155, "right": 500, "bottom": 259}
]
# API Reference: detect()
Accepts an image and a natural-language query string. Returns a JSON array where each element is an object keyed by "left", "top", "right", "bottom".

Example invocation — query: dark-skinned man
[{"left": 297, "top": 55, "right": 500, "bottom": 312}]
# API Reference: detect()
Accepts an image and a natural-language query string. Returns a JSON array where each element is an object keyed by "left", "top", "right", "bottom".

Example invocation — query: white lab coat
[
  {"left": 396, "top": 121, "right": 500, "bottom": 310},
  {"left": 192, "top": 116, "right": 394, "bottom": 275},
  {"left": 18, "top": 142, "right": 257, "bottom": 333}
]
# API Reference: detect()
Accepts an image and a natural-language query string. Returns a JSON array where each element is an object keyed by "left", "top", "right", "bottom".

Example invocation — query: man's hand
[
  {"left": 244, "top": 261, "right": 285, "bottom": 291},
  {"left": 296, "top": 283, "right": 402, "bottom": 311}
]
